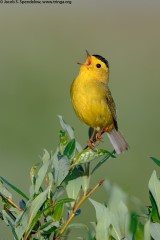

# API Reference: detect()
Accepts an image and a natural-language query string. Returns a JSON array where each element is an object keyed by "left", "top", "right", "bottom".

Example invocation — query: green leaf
[
  {"left": 89, "top": 198, "right": 111, "bottom": 240},
  {"left": 118, "top": 202, "right": 129, "bottom": 236},
  {"left": 24, "top": 206, "right": 50, "bottom": 240},
  {"left": 72, "top": 148, "right": 114, "bottom": 167},
  {"left": 59, "top": 130, "right": 69, "bottom": 146},
  {"left": 42, "top": 149, "right": 50, "bottom": 163},
  {"left": 2, "top": 210, "right": 19, "bottom": 240},
  {"left": 24, "top": 187, "right": 49, "bottom": 239},
  {"left": 104, "top": 185, "right": 130, "bottom": 239},
  {"left": 0, "top": 176, "right": 28, "bottom": 200},
  {"left": 30, "top": 163, "right": 39, "bottom": 186},
  {"left": 91, "top": 150, "right": 116, "bottom": 174},
  {"left": 149, "top": 171, "right": 160, "bottom": 217},
  {"left": 48, "top": 172, "right": 54, "bottom": 199},
  {"left": 40, "top": 217, "right": 59, "bottom": 236},
  {"left": 130, "top": 212, "right": 138, "bottom": 235},
  {"left": 150, "top": 222, "right": 160, "bottom": 239},
  {"left": 65, "top": 167, "right": 83, "bottom": 199},
  {"left": 15, "top": 200, "right": 32, "bottom": 239},
  {"left": 52, "top": 148, "right": 59, "bottom": 181},
  {"left": 54, "top": 202, "right": 64, "bottom": 221},
  {"left": 149, "top": 191, "right": 160, "bottom": 223},
  {"left": 66, "top": 177, "right": 82, "bottom": 201},
  {"left": 65, "top": 166, "right": 84, "bottom": 180},
  {"left": 58, "top": 115, "right": 74, "bottom": 139},
  {"left": 41, "top": 226, "right": 57, "bottom": 235},
  {"left": 2, "top": 209, "right": 14, "bottom": 226},
  {"left": 34, "top": 158, "right": 50, "bottom": 194},
  {"left": 53, "top": 198, "right": 74, "bottom": 221},
  {"left": 59, "top": 130, "right": 69, "bottom": 155},
  {"left": 109, "top": 202, "right": 129, "bottom": 239},
  {"left": 52, "top": 186, "right": 64, "bottom": 201},
  {"left": 150, "top": 157, "right": 160, "bottom": 167},
  {"left": 8, "top": 220, "right": 19, "bottom": 240},
  {"left": 68, "top": 223, "right": 90, "bottom": 237},
  {"left": 133, "top": 221, "right": 144, "bottom": 240},
  {"left": 64, "top": 139, "right": 76, "bottom": 159},
  {"left": 4, "top": 208, "right": 16, "bottom": 222},
  {"left": 56, "top": 198, "right": 75, "bottom": 205},
  {"left": 144, "top": 220, "right": 151, "bottom": 240},
  {"left": 68, "top": 223, "right": 89, "bottom": 230},
  {"left": 57, "top": 156, "right": 70, "bottom": 186},
  {"left": 58, "top": 115, "right": 82, "bottom": 153},
  {"left": 82, "top": 175, "right": 90, "bottom": 195},
  {"left": 40, "top": 220, "right": 53, "bottom": 230},
  {"left": 0, "top": 212, "right": 3, "bottom": 220},
  {"left": 75, "top": 141, "right": 83, "bottom": 153},
  {"left": 0, "top": 181, "right": 12, "bottom": 199},
  {"left": 107, "top": 185, "right": 127, "bottom": 211}
]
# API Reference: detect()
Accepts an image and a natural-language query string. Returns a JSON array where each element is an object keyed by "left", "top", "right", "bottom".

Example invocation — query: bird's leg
[
  {"left": 96, "top": 126, "right": 109, "bottom": 142},
  {"left": 103, "top": 126, "right": 110, "bottom": 133},
  {"left": 87, "top": 128, "right": 96, "bottom": 149},
  {"left": 96, "top": 130, "right": 103, "bottom": 142}
]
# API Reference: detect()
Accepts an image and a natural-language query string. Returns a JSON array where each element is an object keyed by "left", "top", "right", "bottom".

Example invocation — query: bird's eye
[{"left": 96, "top": 63, "right": 101, "bottom": 68}]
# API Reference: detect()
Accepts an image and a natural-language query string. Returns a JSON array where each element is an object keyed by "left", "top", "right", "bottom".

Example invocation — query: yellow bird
[{"left": 70, "top": 51, "right": 128, "bottom": 154}]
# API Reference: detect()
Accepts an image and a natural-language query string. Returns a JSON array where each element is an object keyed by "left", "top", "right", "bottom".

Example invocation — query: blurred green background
[{"left": 0, "top": 0, "right": 160, "bottom": 238}]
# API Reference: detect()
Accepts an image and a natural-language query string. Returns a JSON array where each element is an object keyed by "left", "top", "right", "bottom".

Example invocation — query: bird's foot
[
  {"left": 86, "top": 127, "right": 110, "bottom": 150},
  {"left": 87, "top": 139, "right": 95, "bottom": 150},
  {"left": 96, "top": 127, "right": 109, "bottom": 142},
  {"left": 103, "top": 126, "right": 109, "bottom": 133},
  {"left": 96, "top": 132, "right": 103, "bottom": 142}
]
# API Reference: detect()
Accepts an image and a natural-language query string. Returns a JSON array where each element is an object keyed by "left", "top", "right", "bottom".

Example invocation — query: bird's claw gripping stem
[
  {"left": 87, "top": 126, "right": 109, "bottom": 150},
  {"left": 87, "top": 139, "right": 95, "bottom": 150},
  {"left": 96, "top": 127, "right": 109, "bottom": 142}
]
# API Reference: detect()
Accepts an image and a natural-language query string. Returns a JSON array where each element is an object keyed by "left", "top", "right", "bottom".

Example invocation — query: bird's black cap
[{"left": 92, "top": 54, "right": 109, "bottom": 68}]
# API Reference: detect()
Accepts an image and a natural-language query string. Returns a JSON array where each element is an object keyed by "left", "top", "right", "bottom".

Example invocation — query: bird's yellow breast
[{"left": 70, "top": 73, "right": 114, "bottom": 130}]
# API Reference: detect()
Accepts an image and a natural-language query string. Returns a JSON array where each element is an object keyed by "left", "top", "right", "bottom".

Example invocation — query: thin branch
[
  {"left": 0, "top": 192, "right": 22, "bottom": 211},
  {"left": 57, "top": 179, "right": 105, "bottom": 239}
]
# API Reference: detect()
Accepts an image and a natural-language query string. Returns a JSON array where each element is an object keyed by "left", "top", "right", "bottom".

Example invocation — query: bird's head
[{"left": 78, "top": 50, "right": 109, "bottom": 83}]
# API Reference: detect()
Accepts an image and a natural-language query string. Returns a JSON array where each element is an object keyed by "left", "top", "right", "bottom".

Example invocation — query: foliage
[{"left": 0, "top": 116, "right": 160, "bottom": 239}]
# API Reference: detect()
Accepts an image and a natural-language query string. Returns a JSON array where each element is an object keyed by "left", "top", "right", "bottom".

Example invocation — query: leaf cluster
[
  {"left": 89, "top": 156, "right": 160, "bottom": 240},
  {"left": 0, "top": 116, "right": 115, "bottom": 240},
  {"left": 1, "top": 117, "right": 160, "bottom": 240}
]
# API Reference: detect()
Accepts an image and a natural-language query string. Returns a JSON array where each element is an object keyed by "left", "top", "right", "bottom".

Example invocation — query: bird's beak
[
  {"left": 86, "top": 49, "right": 90, "bottom": 57},
  {"left": 77, "top": 50, "right": 92, "bottom": 67},
  {"left": 85, "top": 50, "right": 91, "bottom": 66}
]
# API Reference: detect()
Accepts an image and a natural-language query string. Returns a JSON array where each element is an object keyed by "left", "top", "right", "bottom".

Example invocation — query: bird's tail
[{"left": 107, "top": 128, "right": 129, "bottom": 154}]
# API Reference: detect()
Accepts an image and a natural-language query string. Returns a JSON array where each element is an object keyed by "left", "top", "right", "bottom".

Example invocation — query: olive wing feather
[{"left": 106, "top": 87, "right": 118, "bottom": 130}]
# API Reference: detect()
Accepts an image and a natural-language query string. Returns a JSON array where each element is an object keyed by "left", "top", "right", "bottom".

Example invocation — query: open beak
[
  {"left": 86, "top": 49, "right": 90, "bottom": 57},
  {"left": 77, "top": 50, "right": 92, "bottom": 67}
]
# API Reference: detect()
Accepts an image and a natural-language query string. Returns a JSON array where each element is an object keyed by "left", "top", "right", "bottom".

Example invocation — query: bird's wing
[{"left": 106, "top": 87, "right": 118, "bottom": 130}]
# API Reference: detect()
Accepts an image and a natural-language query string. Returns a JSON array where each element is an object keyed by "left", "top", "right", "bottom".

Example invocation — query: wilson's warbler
[{"left": 70, "top": 51, "right": 128, "bottom": 154}]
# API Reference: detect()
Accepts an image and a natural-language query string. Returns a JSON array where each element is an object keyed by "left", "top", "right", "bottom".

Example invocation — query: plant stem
[
  {"left": 0, "top": 192, "right": 22, "bottom": 211},
  {"left": 84, "top": 162, "right": 90, "bottom": 176},
  {"left": 57, "top": 179, "right": 105, "bottom": 239}
]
